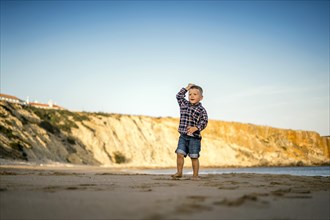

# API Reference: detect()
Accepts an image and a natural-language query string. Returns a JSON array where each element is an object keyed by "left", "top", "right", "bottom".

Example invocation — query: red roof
[
  {"left": 53, "top": 104, "right": 65, "bottom": 109},
  {"left": 29, "top": 102, "right": 49, "bottom": 107},
  {"left": 29, "top": 102, "right": 65, "bottom": 109},
  {"left": 0, "top": 93, "right": 21, "bottom": 101}
]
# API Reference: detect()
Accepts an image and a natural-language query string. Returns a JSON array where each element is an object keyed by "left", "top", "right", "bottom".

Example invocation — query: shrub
[
  {"left": 28, "top": 107, "right": 88, "bottom": 133},
  {"left": 9, "top": 142, "right": 28, "bottom": 160},
  {"left": 0, "top": 124, "right": 16, "bottom": 138},
  {"left": 113, "top": 151, "right": 127, "bottom": 164},
  {"left": 39, "top": 121, "right": 60, "bottom": 134},
  {"left": 67, "top": 136, "right": 76, "bottom": 145}
]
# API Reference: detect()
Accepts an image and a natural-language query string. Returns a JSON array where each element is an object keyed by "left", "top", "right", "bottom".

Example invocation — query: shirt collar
[{"left": 189, "top": 102, "right": 201, "bottom": 107}]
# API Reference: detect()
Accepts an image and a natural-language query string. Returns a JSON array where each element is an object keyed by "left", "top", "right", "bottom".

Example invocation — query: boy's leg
[
  {"left": 191, "top": 158, "right": 199, "bottom": 177},
  {"left": 188, "top": 137, "right": 201, "bottom": 180},
  {"left": 172, "top": 153, "right": 184, "bottom": 178},
  {"left": 172, "top": 135, "right": 188, "bottom": 178}
]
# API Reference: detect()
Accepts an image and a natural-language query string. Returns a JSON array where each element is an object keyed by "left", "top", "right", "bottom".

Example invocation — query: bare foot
[
  {"left": 171, "top": 173, "right": 183, "bottom": 178},
  {"left": 190, "top": 176, "right": 201, "bottom": 181}
]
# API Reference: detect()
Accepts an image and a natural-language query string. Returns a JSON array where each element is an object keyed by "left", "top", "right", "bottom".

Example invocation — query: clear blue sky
[{"left": 1, "top": 1, "right": 329, "bottom": 135}]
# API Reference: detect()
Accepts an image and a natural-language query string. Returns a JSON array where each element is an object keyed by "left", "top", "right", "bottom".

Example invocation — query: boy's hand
[
  {"left": 187, "top": 126, "right": 198, "bottom": 135},
  {"left": 185, "top": 83, "right": 195, "bottom": 90}
]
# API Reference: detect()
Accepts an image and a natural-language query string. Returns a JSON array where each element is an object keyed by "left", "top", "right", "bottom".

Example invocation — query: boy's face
[{"left": 188, "top": 88, "right": 203, "bottom": 105}]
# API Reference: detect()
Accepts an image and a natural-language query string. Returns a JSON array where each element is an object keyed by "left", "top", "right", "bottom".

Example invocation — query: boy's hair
[{"left": 190, "top": 85, "right": 203, "bottom": 95}]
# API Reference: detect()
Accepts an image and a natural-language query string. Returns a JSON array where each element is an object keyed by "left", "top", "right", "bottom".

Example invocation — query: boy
[{"left": 172, "top": 83, "right": 208, "bottom": 180}]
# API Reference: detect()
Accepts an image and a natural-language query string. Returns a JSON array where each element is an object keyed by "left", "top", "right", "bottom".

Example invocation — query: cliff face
[{"left": 0, "top": 101, "right": 329, "bottom": 167}]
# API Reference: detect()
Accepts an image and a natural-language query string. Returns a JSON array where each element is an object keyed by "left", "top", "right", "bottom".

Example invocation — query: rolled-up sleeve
[
  {"left": 197, "top": 109, "right": 208, "bottom": 132},
  {"left": 176, "top": 88, "right": 189, "bottom": 107}
]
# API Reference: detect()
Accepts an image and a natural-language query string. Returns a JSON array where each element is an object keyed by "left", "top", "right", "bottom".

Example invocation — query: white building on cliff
[
  {"left": 0, "top": 93, "right": 25, "bottom": 104},
  {"left": 0, "top": 93, "right": 65, "bottom": 110}
]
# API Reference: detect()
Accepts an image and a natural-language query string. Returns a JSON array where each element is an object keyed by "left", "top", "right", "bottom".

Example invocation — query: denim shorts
[{"left": 175, "top": 134, "right": 201, "bottom": 158}]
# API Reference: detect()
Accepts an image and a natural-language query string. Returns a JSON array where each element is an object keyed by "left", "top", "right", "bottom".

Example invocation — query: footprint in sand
[
  {"left": 175, "top": 195, "right": 212, "bottom": 213},
  {"left": 218, "top": 185, "right": 239, "bottom": 190},
  {"left": 213, "top": 194, "right": 269, "bottom": 207},
  {"left": 271, "top": 188, "right": 312, "bottom": 199}
]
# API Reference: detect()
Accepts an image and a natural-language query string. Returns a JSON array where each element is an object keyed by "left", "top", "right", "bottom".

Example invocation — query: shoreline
[
  {"left": 1, "top": 166, "right": 329, "bottom": 220},
  {"left": 1, "top": 163, "right": 329, "bottom": 177},
  {"left": 1, "top": 158, "right": 330, "bottom": 170}
]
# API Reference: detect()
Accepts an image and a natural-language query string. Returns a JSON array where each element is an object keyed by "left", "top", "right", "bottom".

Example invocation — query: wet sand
[{"left": 0, "top": 165, "right": 329, "bottom": 220}]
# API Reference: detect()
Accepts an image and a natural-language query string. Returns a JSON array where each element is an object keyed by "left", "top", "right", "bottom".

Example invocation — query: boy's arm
[
  {"left": 176, "top": 83, "right": 194, "bottom": 107},
  {"left": 196, "top": 109, "right": 208, "bottom": 132},
  {"left": 187, "top": 109, "right": 208, "bottom": 134}
]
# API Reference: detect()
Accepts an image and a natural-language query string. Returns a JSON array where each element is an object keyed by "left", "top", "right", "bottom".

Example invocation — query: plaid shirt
[{"left": 176, "top": 88, "right": 208, "bottom": 138}]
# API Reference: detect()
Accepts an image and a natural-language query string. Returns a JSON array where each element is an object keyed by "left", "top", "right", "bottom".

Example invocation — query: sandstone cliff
[{"left": 0, "top": 101, "right": 329, "bottom": 167}]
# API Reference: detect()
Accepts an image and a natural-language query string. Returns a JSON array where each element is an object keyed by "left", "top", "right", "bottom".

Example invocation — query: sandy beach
[{"left": 0, "top": 165, "right": 329, "bottom": 220}]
